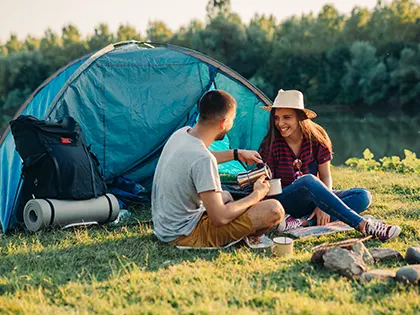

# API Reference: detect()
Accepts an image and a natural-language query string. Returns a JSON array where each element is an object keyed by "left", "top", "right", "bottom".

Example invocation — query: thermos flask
[{"left": 236, "top": 163, "right": 272, "bottom": 189}]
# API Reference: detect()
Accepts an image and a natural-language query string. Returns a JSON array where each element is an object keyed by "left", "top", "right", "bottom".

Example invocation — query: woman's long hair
[{"left": 259, "top": 109, "right": 333, "bottom": 155}]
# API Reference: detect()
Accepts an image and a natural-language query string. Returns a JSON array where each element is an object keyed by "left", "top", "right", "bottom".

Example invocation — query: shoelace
[
  {"left": 368, "top": 222, "right": 388, "bottom": 237},
  {"left": 285, "top": 218, "right": 302, "bottom": 231}
]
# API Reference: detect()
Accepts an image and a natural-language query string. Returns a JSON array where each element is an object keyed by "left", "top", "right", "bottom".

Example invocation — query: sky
[{"left": 0, "top": 0, "right": 380, "bottom": 42}]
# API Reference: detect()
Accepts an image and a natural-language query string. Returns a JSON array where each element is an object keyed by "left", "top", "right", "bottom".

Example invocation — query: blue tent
[{"left": 0, "top": 41, "right": 271, "bottom": 232}]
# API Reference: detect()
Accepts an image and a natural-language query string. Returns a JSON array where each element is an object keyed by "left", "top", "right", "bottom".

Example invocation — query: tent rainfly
[{"left": 0, "top": 41, "right": 271, "bottom": 232}]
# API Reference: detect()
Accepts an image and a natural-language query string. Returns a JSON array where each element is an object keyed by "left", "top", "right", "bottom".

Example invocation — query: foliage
[
  {"left": 346, "top": 148, "right": 420, "bottom": 173},
  {"left": 146, "top": 21, "right": 173, "bottom": 42},
  {"left": 1, "top": 0, "right": 420, "bottom": 132},
  {"left": 0, "top": 168, "right": 418, "bottom": 313}
]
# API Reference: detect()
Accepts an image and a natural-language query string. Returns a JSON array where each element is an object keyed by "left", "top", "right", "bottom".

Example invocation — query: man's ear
[{"left": 219, "top": 118, "right": 226, "bottom": 130}]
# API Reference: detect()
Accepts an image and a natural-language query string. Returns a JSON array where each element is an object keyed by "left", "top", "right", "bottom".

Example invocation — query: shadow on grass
[{"left": 0, "top": 224, "right": 231, "bottom": 296}]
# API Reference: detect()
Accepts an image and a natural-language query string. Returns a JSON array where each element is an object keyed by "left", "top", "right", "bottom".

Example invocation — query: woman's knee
[
  {"left": 295, "top": 174, "right": 319, "bottom": 186},
  {"left": 359, "top": 189, "right": 372, "bottom": 210}
]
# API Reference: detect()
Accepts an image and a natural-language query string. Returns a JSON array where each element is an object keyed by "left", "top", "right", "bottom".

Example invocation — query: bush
[{"left": 345, "top": 148, "right": 420, "bottom": 173}]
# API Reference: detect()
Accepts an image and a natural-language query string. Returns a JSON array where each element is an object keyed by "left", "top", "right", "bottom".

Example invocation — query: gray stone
[
  {"left": 323, "top": 247, "right": 367, "bottom": 278},
  {"left": 396, "top": 265, "right": 420, "bottom": 284},
  {"left": 311, "top": 249, "right": 327, "bottom": 264},
  {"left": 352, "top": 242, "right": 374, "bottom": 265},
  {"left": 369, "top": 248, "right": 403, "bottom": 261},
  {"left": 360, "top": 269, "right": 396, "bottom": 282},
  {"left": 405, "top": 245, "right": 420, "bottom": 264}
]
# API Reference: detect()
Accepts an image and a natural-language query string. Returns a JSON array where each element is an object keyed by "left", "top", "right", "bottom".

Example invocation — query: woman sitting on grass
[{"left": 258, "top": 89, "right": 400, "bottom": 241}]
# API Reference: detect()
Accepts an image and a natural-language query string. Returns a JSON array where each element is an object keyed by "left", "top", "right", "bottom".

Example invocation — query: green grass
[{"left": 0, "top": 167, "right": 419, "bottom": 314}]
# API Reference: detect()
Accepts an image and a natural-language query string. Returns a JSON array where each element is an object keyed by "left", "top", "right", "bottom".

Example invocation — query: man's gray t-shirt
[{"left": 152, "top": 127, "right": 222, "bottom": 242}]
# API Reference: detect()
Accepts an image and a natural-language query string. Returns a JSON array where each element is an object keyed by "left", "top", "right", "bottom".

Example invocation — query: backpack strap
[
  {"left": 83, "top": 145, "right": 97, "bottom": 198},
  {"left": 44, "top": 146, "right": 63, "bottom": 195}
]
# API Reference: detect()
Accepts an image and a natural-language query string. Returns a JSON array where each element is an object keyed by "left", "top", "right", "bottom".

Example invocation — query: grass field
[{"left": 0, "top": 167, "right": 419, "bottom": 314}]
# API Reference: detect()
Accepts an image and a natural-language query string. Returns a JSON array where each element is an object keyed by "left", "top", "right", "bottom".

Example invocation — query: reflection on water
[{"left": 312, "top": 107, "right": 420, "bottom": 165}]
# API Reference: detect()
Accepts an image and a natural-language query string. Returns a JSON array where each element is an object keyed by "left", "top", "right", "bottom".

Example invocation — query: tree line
[{"left": 1, "top": 0, "right": 419, "bottom": 132}]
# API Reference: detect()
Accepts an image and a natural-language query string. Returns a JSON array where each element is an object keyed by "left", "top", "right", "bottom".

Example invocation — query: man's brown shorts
[{"left": 171, "top": 211, "right": 256, "bottom": 248}]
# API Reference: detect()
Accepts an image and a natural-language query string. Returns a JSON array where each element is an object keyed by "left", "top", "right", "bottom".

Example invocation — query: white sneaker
[
  {"left": 277, "top": 214, "right": 303, "bottom": 233},
  {"left": 244, "top": 234, "right": 273, "bottom": 249}
]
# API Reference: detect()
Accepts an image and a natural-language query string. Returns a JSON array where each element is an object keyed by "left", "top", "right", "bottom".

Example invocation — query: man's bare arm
[
  {"left": 210, "top": 150, "right": 263, "bottom": 165},
  {"left": 199, "top": 176, "right": 269, "bottom": 226}
]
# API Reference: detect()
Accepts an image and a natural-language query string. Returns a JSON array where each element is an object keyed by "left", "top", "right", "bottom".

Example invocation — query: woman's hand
[
  {"left": 308, "top": 207, "right": 330, "bottom": 226},
  {"left": 238, "top": 150, "right": 263, "bottom": 165}
]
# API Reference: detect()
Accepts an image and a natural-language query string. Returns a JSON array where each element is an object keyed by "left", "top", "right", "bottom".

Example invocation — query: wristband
[{"left": 233, "top": 149, "right": 239, "bottom": 161}]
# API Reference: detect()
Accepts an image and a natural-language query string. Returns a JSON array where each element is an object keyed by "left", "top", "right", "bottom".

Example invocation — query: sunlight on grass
[{"left": 0, "top": 168, "right": 419, "bottom": 313}]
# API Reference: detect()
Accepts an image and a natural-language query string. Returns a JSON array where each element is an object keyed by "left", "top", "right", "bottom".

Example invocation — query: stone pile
[{"left": 311, "top": 240, "right": 420, "bottom": 285}]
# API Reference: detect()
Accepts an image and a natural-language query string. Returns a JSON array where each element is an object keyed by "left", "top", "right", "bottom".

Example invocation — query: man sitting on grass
[{"left": 152, "top": 90, "right": 284, "bottom": 248}]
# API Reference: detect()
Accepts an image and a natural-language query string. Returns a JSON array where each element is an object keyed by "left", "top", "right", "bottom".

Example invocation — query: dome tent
[{"left": 0, "top": 41, "right": 271, "bottom": 232}]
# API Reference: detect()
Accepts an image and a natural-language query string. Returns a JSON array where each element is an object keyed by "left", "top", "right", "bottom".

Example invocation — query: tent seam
[{"left": 44, "top": 44, "right": 115, "bottom": 120}]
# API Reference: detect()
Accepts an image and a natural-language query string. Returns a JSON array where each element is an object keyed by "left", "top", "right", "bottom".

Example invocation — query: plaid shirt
[{"left": 259, "top": 136, "right": 332, "bottom": 188}]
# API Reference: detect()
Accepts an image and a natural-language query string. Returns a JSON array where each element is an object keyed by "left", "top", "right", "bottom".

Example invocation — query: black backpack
[{"left": 10, "top": 115, "right": 107, "bottom": 214}]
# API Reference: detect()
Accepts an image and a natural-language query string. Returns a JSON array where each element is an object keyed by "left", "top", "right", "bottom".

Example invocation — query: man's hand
[
  {"left": 252, "top": 176, "right": 270, "bottom": 201},
  {"left": 238, "top": 150, "right": 263, "bottom": 165},
  {"left": 308, "top": 207, "right": 330, "bottom": 226}
]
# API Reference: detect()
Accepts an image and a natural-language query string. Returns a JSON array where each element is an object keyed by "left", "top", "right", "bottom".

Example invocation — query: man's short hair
[{"left": 198, "top": 90, "right": 236, "bottom": 122}]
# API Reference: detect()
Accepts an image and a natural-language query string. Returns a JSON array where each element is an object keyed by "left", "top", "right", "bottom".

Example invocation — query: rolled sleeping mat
[{"left": 24, "top": 193, "right": 120, "bottom": 232}]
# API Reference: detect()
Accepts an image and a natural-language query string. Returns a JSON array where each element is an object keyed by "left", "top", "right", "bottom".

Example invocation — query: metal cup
[
  {"left": 272, "top": 237, "right": 294, "bottom": 257},
  {"left": 236, "top": 163, "right": 272, "bottom": 189}
]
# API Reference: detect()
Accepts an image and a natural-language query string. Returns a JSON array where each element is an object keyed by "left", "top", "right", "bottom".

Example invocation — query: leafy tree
[
  {"left": 5, "top": 34, "right": 24, "bottom": 54},
  {"left": 367, "top": 0, "right": 420, "bottom": 50},
  {"left": 88, "top": 23, "right": 114, "bottom": 51},
  {"left": 61, "top": 24, "right": 87, "bottom": 61},
  {"left": 62, "top": 24, "right": 83, "bottom": 47},
  {"left": 390, "top": 46, "right": 420, "bottom": 110},
  {"left": 39, "top": 29, "right": 65, "bottom": 72},
  {"left": 116, "top": 24, "right": 142, "bottom": 42},
  {"left": 40, "top": 28, "right": 62, "bottom": 51},
  {"left": 170, "top": 20, "right": 204, "bottom": 48},
  {"left": 243, "top": 14, "right": 276, "bottom": 79},
  {"left": 343, "top": 7, "right": 371, "bottom": 42},
  {"left": 324, "top": 46, "right": 352, "bottom": 103},
  {"left": 24, "top": 35, "right": 41, "bottom": 51},
  {"left": 192, "top": 15, "right": 247, "bottom": 74},
  {"left": 311, "top": 4, "right": 345, "bottom": 48},
  {"left": 3, "top": 88, "right": 31, "bottom": 109},
  {"left": 0, "top": 43, "right": 7, "bottom": 56},
  {"left": 206, "top": 0, "right": 232, "bottom": 21},
  {"left": 340, "top": 41, "right": 380, "bottom": 106},
  {"left": 0, "top": 51, "right": 49, "bottom": 111},
  {"left": 146, "top": 21, "right": 173, "bottom": 42}
]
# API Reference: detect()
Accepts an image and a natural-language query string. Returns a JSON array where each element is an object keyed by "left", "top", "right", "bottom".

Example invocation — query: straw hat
[{"left": 260, "top": 89, "right": 317, "bottom": 119}]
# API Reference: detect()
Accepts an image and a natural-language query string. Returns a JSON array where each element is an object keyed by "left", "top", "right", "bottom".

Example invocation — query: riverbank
[{"left": 0, "top": 167, "right": 419, "bottom": 313}]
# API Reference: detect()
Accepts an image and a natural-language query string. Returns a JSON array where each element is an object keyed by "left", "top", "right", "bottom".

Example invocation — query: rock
[
  {"left": 311, "top": 249, "right": 327, "bottom": 264},
  {"left": 352, "top": 242, "right": 374, "bottom": 265},
  {"left": 323, "top": 247, "right": 367, "bottom": 278},
  {"left": 405, "top": 246, "right": 420, "bottom": 264},
  {"left": 396, "top": 265, "right": 420, "bottom": 284},
  {"left": 360, "top": 269, "right": 396, "bottom": 282},
  {"left": 369, "top": 248, "right": 403, "bottom": 261}
]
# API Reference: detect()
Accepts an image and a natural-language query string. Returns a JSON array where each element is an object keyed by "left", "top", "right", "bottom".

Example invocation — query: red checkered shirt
[{"left": 259, "top": 136, "right": 332, "bottom": 188}]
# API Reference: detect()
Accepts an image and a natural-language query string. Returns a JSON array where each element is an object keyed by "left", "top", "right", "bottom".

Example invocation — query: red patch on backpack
[{"left": 61, "top": 138, "right": 72, "bottom": 144}]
